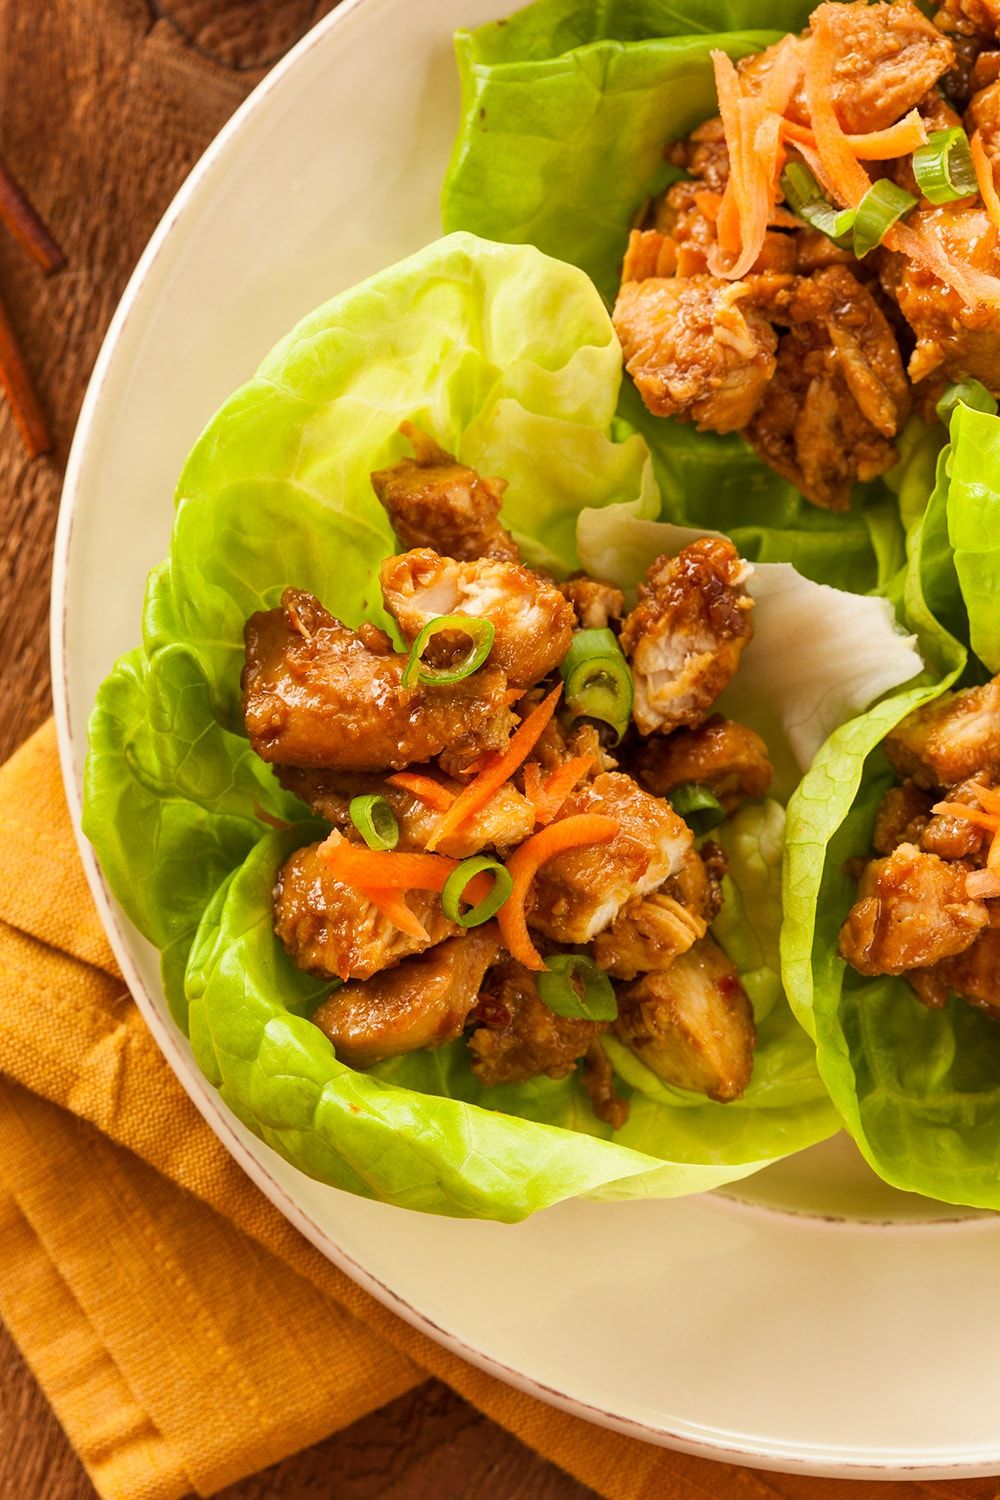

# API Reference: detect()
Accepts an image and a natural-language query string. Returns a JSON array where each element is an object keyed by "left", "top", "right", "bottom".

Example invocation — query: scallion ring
[
  {"left": 780, "top": 162, "right": 856, "bottom": 246},
  {"left": 913, "top": 127, "right": 978, "bottom": 206},
  {"left": 349, "top": 794, "right": 399, "bottom": 851},
  {"left": 536, "top": 954, "right": 617, "bottom": 1022},
  {"left": 400, "top": 614, "right": 495, "bottom": 689},
  {"left": 560, "top": 627, "right": 634, "bottom": 743},
  {"left": 936, "top": 378, "right": 999, "bottom": 423},
  {"left": 441, "top": 856, "right": 513, "bottom": 927},
  {"left": 852, "top": 179, "right": 917, "bottom": 258},
  {"left": 668, "top": 782, "right": 726, "bottom": 835}
]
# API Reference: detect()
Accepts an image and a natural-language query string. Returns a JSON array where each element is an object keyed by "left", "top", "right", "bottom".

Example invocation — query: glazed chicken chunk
[
  {"left": 558, "top": 576, "right": 625, "bottom": 631},
  {"left": 528, "top": 772, "right": 693, "bottom": 944},
  {"left": 614, "top": 937, "right": 756, "bottom": 1102},
  {"left": 746, "top": 268, "right": 911, "bottom": 511},
  {"left": 872, "top": 781, "right": 934, "bottom": 855},
  {"left": 273, "top": 840, "right": 458, "bottom": 982},
  {"left": 908, "top": 927, "right": 1000, "bottom": 1014},
  {"left": 312, "top": 927, "right": 500, "bottom": 1068},
  {"left": 883, "top": 678, "right": 1000, "bottom": 789},
  {"left": 469, "top": 958, "right": 609, "bottom": 1086},
  {"left": 620, "top": 540, "right": 754, "bottom": 736},
  {"left": 380, "top": 548, "right": 575, "bottom": 690},
  {"left": 370, "top": 422, "right": 520, "bottom": 562},
  {"left": 634, "top": 716, "right": 773, "bottom": 813},
  {"left": 838, "top": 843, "right": 988, "bottom": 976},
  {"left": 242, "top": 588, "right": 513, "bottom": 772},
  {"left": 277, "top": 766, "right": 535, "bottom": 858},
  {"left": 593, "top": 890, "right": 708, "bottom": 981}
]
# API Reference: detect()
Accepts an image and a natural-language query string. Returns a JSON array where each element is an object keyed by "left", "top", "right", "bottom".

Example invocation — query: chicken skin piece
[
  {"left": 380, "top": 549, "right": 574, "bottom": 691},
  {"left": 528, "top": 772, "right": 693, "bottom": 944},
  {"left": 873, "top": 782, "right": 934, "bottom": 856},
  {"left": 273, "top": 840, "right": 458, "bottom": 982},
  {"left": 838, "top": 843, "right": 988, "bottom": 977},
  {"left": 242, "top": 588, "right": 513, "bottom": 773},
  {"left": 277, "top": 766, "right": 535, "bottom": 858},
  {"left": 613, "top": 262, "right": 791, "bottom": 433},
  {"left": 883, "top": 678, "right": 1000, "bottom": 790},
  {"left": 369, "top": 422, "right": 519, "bottom": 563},
  {"left": 633, "top": 716, "right": 773, "bottom": 814},
  {"left": 620, "top": 540, "right": 754, "bottom": 737},
  {"left": 615, "top": 937, "right": 756, "bottom": 1102},
  {"left": 558, "top": 576, "right": 625, "bottom": 631},
  {"left": 593, "top": 891, "right": 708, "bottom": 981},
  {"left": 311, "top": 927, "right": 500, "bottom": 1068},
  {"left": 747, "top": 268, "right": 911, "bottom": 511},
  {"left": 908, "top": 926, "right": 1000, "bottom": 1014},
  {"left": 468, "top": 958, "right": 608, "bottom": 1087}
]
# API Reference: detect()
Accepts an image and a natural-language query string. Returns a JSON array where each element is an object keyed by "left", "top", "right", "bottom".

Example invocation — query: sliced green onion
[
  {"left": 536, "top": 954, "right": 617, "bottom": 1022},
  {"left": 441, "top": 855, "right": 513, "bottom": 927},
  {"left": 668, "top": 782, "right": 726, "bottom": 835},
  {"left": 349, "top": 794, "right": 399, "bottom": 851},
  {"left": 780, "top": 161, "right": 856, "bottom": 246},
  {"left": 560, "top": 627, "right": 633, "bottom": 743},
  {"left": 852, "top": 179, "right": 918, "bottom": 259},
  {"left": 913, "top": 128, "right": 978, "bottom": 206},
  {"left": 400, "top": 615, "right": 495, "bottom": 689},
  {"left": 936, "top": 379, "right": 999, "bottom": 423}
]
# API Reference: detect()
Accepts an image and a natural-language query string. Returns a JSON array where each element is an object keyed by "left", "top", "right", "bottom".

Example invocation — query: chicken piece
[
  {"left": 934, "top": 0, "right": 1000, "bottom": 43},
  {"left": 558, "top": 576, "right": 625, "bottom": 631},
  {"left": 528, "top": 772, "right": 693, "bottom": 943},
  {"left": 380, "top": 549, "right": 574, "bottom": 691},
  {"left": 880, "top": 198, "right": 1000, "bottom": 394},
  {"left": 873, "top": 782, "right": 934, "bottom": 855},
  {"left": 907, "top": 926, "right": 1000, "bottom": 1014},
  {"left": 752, "top": 2, "right": 954, "bottom": 134},
  {"left": 649, "top": 183, "right": 797, "bottom": 279},
  {"left": 593, "top": 891, "right": 707, "bottom": 981},
  {"left": 468, "top": 958, "right": 607, "bottom": 1086},
  {"left": 838, "top": 843, "right": 988, "bottom": 976},
  {"left": 620, "top": 540, "right": 754, "bottom": 736},
  {"left": 746, "top": 267, "right": 910, "bottom": 511},
  {"left": 370, "top": 422, "right": 519, "bottom": 563},
  {"left": 243, "top": 588, "right": 513, "bottom": 773},
  {"left": 972, "top": 50, "right": 1000, "bottom": 90},
  {"left": 633, "top": 716, "right": 773, "bottom": 813},
  {"left": 530, "top": 715, "right": 618, "bottom": 778},
  {"left": 793, "top": 229, "right": 856, "bottom": 274},
  {"left": 273, "top": 840, "right": 458, "bottom": 981},
  {"left": 581, "top": 1042, "right": 630, "bottom": 1130},
  {"left": 883, "top": 678, "right": 1000, "bottom": 789},
  {"left": 613, "top": 262, "right": 794, "bottom": 433},
  {"left": 920, "top": 780, "right": 992, "bottom": 861},
  {"left": 614, "top": 937, "right": 755, "bottom": 1102},
  {"left": 667, "top": 842, "right": 727, "bottom": 925},
  {"left": 665, "top": 116, "right": 730, "bottom": 192},
  {"left": 277, "top": 766, "right": 534, "bottom": 858},
  {"left": 310, "top": 927, "right": 500, "bottom": 1068}
]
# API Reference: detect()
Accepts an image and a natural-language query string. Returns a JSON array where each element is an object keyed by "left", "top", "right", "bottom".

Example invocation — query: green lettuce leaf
[
  {"left": 947, "top": 404, "right": 1000, "bottom": 674},
  {"left": 84, "top": 232, "right": 844, "bottom": 1220}
]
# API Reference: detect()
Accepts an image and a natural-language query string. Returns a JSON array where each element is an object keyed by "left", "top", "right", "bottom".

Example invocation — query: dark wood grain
[{"left": 0, "top": 2, "right": 591, "bottom": 1496}]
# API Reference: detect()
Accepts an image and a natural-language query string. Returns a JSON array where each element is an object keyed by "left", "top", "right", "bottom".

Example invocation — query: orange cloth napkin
[{"left": 0, "top": 722, "right": 996, "bottom": 1500}]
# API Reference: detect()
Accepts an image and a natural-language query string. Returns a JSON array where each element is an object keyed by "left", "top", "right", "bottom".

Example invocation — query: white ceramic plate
[{"left": 52, "top": 0, "right": 1000, "bottom": 1478}]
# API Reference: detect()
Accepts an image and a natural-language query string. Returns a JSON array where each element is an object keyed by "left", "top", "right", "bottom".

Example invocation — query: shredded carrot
[
  {"left": 932, "top": 785, "right": 1000, "bottom": 901},
  {"left": 709, "top": 44, "right": 794, "bottom": 280},
  {"left": 802, "top": 21, "right": 872, "bottom": 207},
  {"left": 967, "top": 868, "right": 1000, "bottom": 899},
  {"left": 972, "top": 129, "right": 1000, "bottom": 233},
  {"left": 523, "top": 762, "right": 546, "bottom": 821},
  {"left": 385, "top": 772, "right": 455, "bottom": 811},
  {"left": 693, "top": 189, "right": 723, "bottom": 220},
  {"left": 889, "top": 219, "right": 1000, "bottom": 311},
  {"left": 781, "top": 110, "right": 927, "bottom": 162},
  {"left": 526, "top": 754, "right": 595, "bottom": 826},
  {"left": 932, "top": 801, "right": 1000, "bottom": 832},
  {"left": 711, "top": 51, "right": 744, "bottom": 256},
  {"left": 759, "top": 35, "right": 804, "bottom": 115},
  {"left": 363, "top": 887, "right": 430, "bottom": 942},
  {"left": 497, "top": 814, "right": 620, "bottom": 971},
  {"left": 322, "top": 835, "right": 457, "bottom": 891},
  {"left": 793, "top": 137, "right": 841, "bottom": 201},
  {"left": 426, "top": 684, "right": 563, "bottom": 852}
]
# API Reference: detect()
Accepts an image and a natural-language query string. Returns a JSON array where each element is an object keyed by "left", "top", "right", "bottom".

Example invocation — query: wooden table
[{"left": 0, "top": 3, "right": 593, "bottom": 1495}]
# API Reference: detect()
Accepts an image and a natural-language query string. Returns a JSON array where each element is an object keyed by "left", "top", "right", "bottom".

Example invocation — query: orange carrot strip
[
  {"left": 426, "top": 684, "right": 563, "bottom": 852},
  {"left": 967, "top": 868, "right": 1000, "bottom": 899},
  {"left": 887, "top": 220, "right": 1000, "bottom": 311},
  {"left": 497, "top": 814, "right": 619, "bottom": 972},
  {"left": 803, "top": 22, "right": 872, "bottom": 207},
  {"left": 523, "top": 762, "right": 547, "bottom": 822},
  {"left": 970, "top": 783, "right": 1000, "bottom": 816},
  {"left": 759, "top": 35, "right": 804, "bottom": 115},
  {"left": 972, "top": 129, "right": 1000, "bottom": 232},
  {"left": 385, "top": 772, "right": 456, "bottom": 811},
  {"left": 363, "top": 887, "right": 430, "bottom": 942},
  {"left": 711, "top": 51, "right": 744, "bottom": 256},
  {"left": 322, "top": 834, "right": 458, "bottom": 891},
  {"left": 536, "top": 755, "right": 595, "bottom": 826},
  {"left": 932, "top": 801, "right": 1000, "bottom": 833},
  {"left": 793, "top": 137, "right": 841, "bottom": 201},
  {"left": 782, "top": 110, "right": 926, "bottom": 161}
]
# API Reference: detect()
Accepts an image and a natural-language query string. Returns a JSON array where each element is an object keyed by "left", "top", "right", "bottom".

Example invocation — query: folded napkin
[{"left": 0, "top": 723, "right": 992, "bottom": 1500}]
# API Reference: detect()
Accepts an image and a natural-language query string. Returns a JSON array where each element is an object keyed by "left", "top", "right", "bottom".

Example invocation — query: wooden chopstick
[
  {"left": 0, "top": 283, "right": 52, "bottom": 457},
  {"left": 0, "top": 152, "right": 64, "bottom": 275}
]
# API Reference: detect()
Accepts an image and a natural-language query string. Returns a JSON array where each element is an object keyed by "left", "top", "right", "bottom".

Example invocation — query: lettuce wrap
[
  {"left": 781, "top": 401, "right": 1000, "bottom": 1209},
  {"left": 85, "top": 233, "right": 924, "bottom": 1220},
  {"left": 441, "top": 0, "right": 906, "bottom": 595}
]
